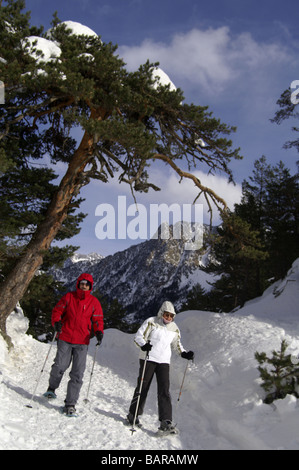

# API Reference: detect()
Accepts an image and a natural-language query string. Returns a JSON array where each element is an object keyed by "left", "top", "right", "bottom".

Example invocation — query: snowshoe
[
  {"left": 156, "top": 420, "right": 179, "bottom": 437},
  {"left": 43, "top": 389, "right": 57, "bottom": 399},
  {"left": 60, "top": 405, "right": 78, "bottom": 418}
]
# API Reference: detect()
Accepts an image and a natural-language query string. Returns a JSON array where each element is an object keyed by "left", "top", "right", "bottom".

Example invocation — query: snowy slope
[{"left": 0, "top": 259, "right": 299, "bottom": 450}]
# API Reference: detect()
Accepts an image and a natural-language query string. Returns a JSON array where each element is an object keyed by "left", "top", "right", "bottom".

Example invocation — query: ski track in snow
[
  {"left": 0, "top": 316, "right": 298, "bottom": 451},
  {"left": 0, "top": 334, "right": 183, "bottom": 451},
  {"left": 1, "top": 259, "right": 299, "bottom": 450}
]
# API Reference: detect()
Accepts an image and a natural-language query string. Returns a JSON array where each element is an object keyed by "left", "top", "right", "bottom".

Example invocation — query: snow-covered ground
[{"left": 0, "top": 259, "right": 299, "bottom": 451}]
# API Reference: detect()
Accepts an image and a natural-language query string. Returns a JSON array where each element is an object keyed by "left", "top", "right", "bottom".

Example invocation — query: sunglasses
[
  {"left": 79, "top": 280, "right": 89, "bottom": 286},
  {"left": 163, "top": 312, "right": 174, "bottom": 319}
]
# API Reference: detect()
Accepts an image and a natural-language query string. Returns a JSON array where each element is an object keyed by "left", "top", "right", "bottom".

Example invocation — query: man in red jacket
[{"left": 44, "top": 273, "right": 104, "bottom": 416}]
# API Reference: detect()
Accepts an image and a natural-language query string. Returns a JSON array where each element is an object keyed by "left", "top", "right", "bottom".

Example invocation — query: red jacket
[{"left": 52, "top": 273, "right": 104, "bottom": 345}]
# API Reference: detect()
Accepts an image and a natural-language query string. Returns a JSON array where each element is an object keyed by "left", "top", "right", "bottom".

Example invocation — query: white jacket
[{"left": 134, "top": 301, "right": 186, "bottom": 364}]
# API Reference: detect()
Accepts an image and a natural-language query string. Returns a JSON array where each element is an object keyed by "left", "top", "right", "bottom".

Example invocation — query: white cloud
[{"left": 118, "top": 26, "right": 291, "bottom": 95}]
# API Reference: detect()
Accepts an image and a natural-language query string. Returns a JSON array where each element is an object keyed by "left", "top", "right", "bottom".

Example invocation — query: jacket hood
[
  {"left": 157, "top": 301, "right": 176, "bottom": 318},
  {"left": 76, "top": 273, "right": 94, "bottom": 291}
]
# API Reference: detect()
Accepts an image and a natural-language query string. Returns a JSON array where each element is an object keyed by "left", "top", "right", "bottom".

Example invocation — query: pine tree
[
  {"left": 255, "top": 340, "right": 299, "bottom": 404},
  {"left": 271, "top": 85, "right": 299, "bottom": 277},
  {"left": 20, "top": 271, "right": 63, "bottom": 340},
  {"left": 263, "top": 161, "right": 299, "bottom": 280},
  {"left": 0, "top": 165, "right": 85, "bottom": 266},
  {"left": 0, "top": 1, "right": 241, "bottom": 345},
  {"left": 181, "top": 284, "right": 211, "bottom": 312},
  {"left": 234, "top": 156, "right": 273, "bottom": 293},
  {"left": 235, "top": 157, "right": 299, "bottom": 283},
  {"left": 271, "top": 87, "right": 299, "bottom": 155},
  {"left": 186, "top": 157, "right": 298, "bottom": 313},
  {"left": 206, "top": 212, "right": 267, "bottom": 311},
  {"left": 235, "top": 156, "right": 271, "bottom": 235}
]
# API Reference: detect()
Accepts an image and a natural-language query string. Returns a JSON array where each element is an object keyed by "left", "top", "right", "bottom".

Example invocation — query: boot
[
  {"left": 62, "top": 405, "right": 77, "bottom": 417},
  {"left": 158, "top": 419, "right": 178, "bottom": 435},
  {"left": 126, "top": 412, "right": 142, "bottom": 427}
]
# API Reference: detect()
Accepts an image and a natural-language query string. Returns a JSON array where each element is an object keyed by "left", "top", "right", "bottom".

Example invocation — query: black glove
[
  {"left": 141, "top": 342, "right": 152, "bottom": 352},
  {"left": 54, "top": 321, "right": 62, "bottom": 332},
  {"left": 181, "top": 351, "right": 194, "bottom": 361},
  {"left": 95, "top": 331, "right": 103, "bottom": 345}
]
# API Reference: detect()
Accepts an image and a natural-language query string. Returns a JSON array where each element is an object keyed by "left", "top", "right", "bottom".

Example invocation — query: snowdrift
[{"left": 0, "top": 259, "right": 298, "bottom": 450}]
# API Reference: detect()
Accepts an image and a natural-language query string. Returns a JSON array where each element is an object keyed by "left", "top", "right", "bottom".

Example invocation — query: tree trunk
[{"left": 0, "top": 125, "right": 96, "bottom": 345}]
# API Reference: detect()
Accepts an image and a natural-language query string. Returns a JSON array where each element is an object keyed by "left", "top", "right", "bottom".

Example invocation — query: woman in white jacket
[{"left": 127, "top": 301, "right": 194, "bottom": 434}]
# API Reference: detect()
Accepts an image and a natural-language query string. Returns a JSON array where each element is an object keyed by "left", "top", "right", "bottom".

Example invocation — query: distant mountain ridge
[{"left": 52, "top": 223, "right": 218, "bottom": 322}]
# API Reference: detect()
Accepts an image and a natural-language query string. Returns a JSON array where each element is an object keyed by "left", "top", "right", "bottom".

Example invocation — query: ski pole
[
  {"left": 131, "top": 346, "right": 150, "bottom": 435},
  {"left": 173, "top": 360, "right": 192, "bottom": 429},
  {"left": 177, "top": 361, "right": 190, "bottom": 403},
  {"left": 84, "top": 341, "right": 99, "bottom": 404},
  {"left": 26, "top": 331, "right": 57, "bottom": 408}
]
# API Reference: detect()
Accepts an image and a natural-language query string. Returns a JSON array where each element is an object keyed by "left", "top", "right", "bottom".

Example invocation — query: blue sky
[{"left": 24, "top": 0, "right": 299, "bottom": 255}]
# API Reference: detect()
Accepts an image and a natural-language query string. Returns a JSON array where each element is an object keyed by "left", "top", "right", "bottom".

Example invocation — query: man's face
[{"left": 79, "top": 280, "right": 90, "bottom": 291}]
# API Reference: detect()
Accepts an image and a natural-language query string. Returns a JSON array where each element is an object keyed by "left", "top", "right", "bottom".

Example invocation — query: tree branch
[{"left": 153, "top": 153, "right": 228, "bottom": 216}]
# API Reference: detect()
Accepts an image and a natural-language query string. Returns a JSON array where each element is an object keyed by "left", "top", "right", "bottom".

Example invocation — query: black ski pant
[
  {"left": 48, "top": 339, "right": 88, "bottom": 406},
  {"left": 129, "top": 360, "right": 172, "bottom": 422}
]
